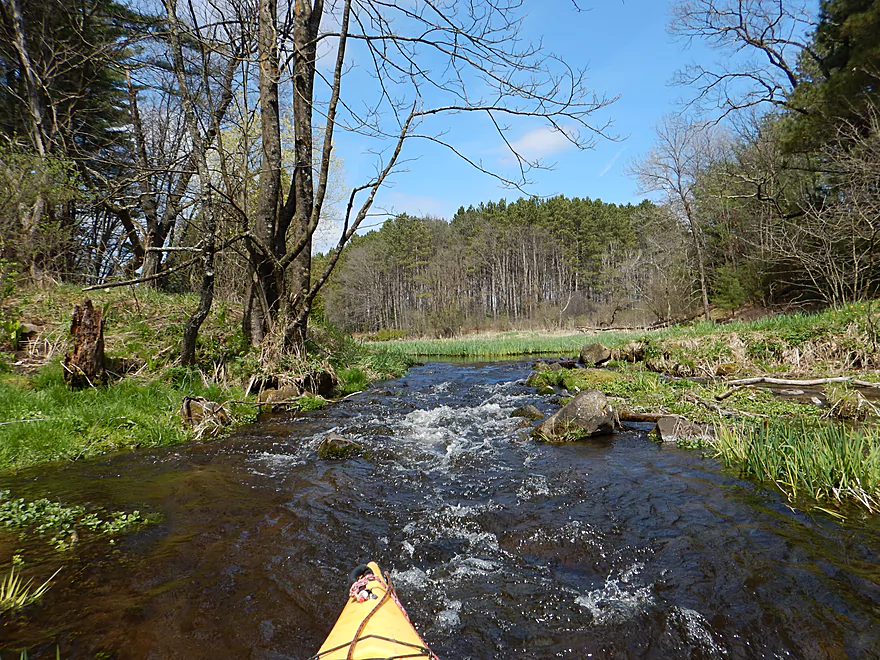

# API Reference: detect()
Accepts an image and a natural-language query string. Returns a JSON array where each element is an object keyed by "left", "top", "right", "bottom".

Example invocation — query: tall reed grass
[{"left": 715, "top": 422, "right": 880, "bottom": 511}]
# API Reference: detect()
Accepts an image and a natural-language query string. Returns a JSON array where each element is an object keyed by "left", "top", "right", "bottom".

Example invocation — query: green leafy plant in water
[
  {"left": 825, "top": 383, "right": 878, "bottom": 420},
  {"left": 0, "top": 490, "right": 158, "bottom": 550},
  {"left": 0, "top": 564, "right": 61, "bottom": 612}
]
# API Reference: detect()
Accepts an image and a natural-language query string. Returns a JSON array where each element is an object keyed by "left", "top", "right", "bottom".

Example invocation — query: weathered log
[
  {"left": 724, "top": 376, "right": 880, "bottom": 388},
  {"left": 617, "top": 410, "right": 666, "bottom": 423},
  {"left": 62, "top": 299, "right": 106, "bottom": 389}
]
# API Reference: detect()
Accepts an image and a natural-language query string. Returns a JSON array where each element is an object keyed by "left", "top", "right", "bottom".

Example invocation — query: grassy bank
[
  {"left": 367, "top": 331, "right": 595, "bottom": 358},
  {"left": 0, "top": 285, "right": 410, "bottom": 473},
  {"left": 369, "top": 303, "right": 880, "bottom": 377}
]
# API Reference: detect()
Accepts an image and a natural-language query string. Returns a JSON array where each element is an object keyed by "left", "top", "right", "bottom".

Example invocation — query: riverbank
[
  {"left": 373, "top": 305, "right": 880, "bottom": 513},
  {"left": 0, "top": 285, "right": 410, "bottom": 473},
  {"left": 2, "top": 360, "right": 878, "bottom": 659}
]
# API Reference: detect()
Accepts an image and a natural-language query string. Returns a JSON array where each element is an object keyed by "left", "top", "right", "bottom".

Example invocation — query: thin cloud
[
  {"left": 506, "top": 125, "right": 576, "bottom": 162},
  {"left": 599, "top": 146, "right": 628, "bottom": 177}
]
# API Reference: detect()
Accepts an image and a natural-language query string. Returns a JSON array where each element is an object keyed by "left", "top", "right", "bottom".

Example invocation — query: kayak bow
[{"left": 311, "top": 562, "right": 439, "bottom": 660}]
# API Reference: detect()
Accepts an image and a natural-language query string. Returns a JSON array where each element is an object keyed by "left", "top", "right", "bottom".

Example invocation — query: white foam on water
[
  {"left": 393, "top": 565, "right": 430, "bottom": 590},
  {"left": 247, "top": 451, "right": 308, "bottom": 476},
  {"left": 575, "top": 563, "right": 653, "bottom": 625},
  {"left": 667, "top": 607, "right": 728, "bottom": 656},
  {"left": 517, "top": 474, "right": 571, "bottom": 501},
  {"left": 449, "top": 555, "right": 499, "bottom": 578},
  {"left": 435, "top": 599, "right": 462, "bottom": 630}
]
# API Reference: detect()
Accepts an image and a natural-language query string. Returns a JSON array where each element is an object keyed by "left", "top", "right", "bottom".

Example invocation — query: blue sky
[{"left": 326, "top": 0, "right": 720, "bottom": 225}]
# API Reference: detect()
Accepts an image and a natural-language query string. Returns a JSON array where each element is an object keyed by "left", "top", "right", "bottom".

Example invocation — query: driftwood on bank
[
  {"left": 723, "top": 376, "right": 880, "bottom": 388},
  {"left": 577, "top": 312, "right": 704, "bottom": 334},
  {"left": 617, "top": 410, "right": 666, "bottom": 423}
]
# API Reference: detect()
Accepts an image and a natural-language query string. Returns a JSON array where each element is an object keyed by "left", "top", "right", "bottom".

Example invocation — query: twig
[
  {"left": 0, "top": 418, "right": 68, "bottom": 426},
  {"left": 715, "top": 385, "right": 746, "bottom": 400}
]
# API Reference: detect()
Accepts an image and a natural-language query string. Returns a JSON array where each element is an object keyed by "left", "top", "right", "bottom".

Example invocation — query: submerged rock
[
  {"left": 652, "top": 415, "right": 713, "bottom": 444},
  {"left": 317, "top": 433, "right": 363, "bottom": 460},
  {"left": 533, "top": 390, "right": 616, "bottom": 442},
  {"left": 511, "top": 404, "right": 544, "bottom": 421}
]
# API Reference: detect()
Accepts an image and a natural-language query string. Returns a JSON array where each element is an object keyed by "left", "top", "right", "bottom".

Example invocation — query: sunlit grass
[
  {"left": 715, "top": 422, "right": 880, "bottom": 511},
  {"left": 366, "top": 332, "right": 595, "bottom": 357},
  {"left": 0, "top": 360, "right": 248, "bottom": 472},
  {"left": 0, "top": 565, "right": 61, "bottom": 612},
  {"left": 370, "top": 302, "right": 880, "bottom": 367}
]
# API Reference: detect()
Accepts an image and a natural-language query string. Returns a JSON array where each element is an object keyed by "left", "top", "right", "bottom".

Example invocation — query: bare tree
[
  {"left": 669, "top": 0, "right": 818, "bottom": 118},
  {"left": 243, "top": 0, "right": 616, "bottom": 352},
  {"left": 629, "top": 115, "right": 731, "bottom": 321},
  {"left": 767, "top": 110, "right": 880, "bottom": 305}
]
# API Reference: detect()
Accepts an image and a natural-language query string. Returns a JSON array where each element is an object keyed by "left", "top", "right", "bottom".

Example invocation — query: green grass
[
  {"left": 372, "top": 303, "right": 880, "bottom": 378},
  {"left": 366, "top": 332, "right": 595, "bottom": 357},
  {"left": 0, "top": 361, "right": 249, "bottom": 471},
  {"left": 0, "top": 565, "right": 61, "bottom": 613},
  {"left": 527, "top": 364, "right": 819, "bottom": 424},
  {"left": 715, "top": 422, "right": 880, "bottom": 511}
]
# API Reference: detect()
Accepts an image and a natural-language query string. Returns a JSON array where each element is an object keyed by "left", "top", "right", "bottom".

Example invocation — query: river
[{"left": 1, "top": 361, "right": 879, "bottom": 658}]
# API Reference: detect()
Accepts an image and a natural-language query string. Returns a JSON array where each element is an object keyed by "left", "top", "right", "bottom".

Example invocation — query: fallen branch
[
  {"left": 725, "top": 376, "right": 880, "bottom": 388},
  {"left": 715, "top": 385, "right": 746, "bottom": 401},
  {"left": 84, "top": 256, "right": 201, "bottom": 291},
  {"left": 617, "top": 410, "right": 665, "bottom": 423}
]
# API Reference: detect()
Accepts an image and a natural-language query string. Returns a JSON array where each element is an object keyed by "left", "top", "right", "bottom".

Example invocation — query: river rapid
[{"left": 1, "top": 360, "right": 879, "bottom": 659}]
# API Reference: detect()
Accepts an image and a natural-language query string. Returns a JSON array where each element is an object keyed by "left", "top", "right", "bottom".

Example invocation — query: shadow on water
[{"left": 1, "top": 361, "right": 879, "bottom": 659}]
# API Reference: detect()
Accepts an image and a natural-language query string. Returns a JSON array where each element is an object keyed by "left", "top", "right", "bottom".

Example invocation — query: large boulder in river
[
  {"left": 532, "top": 390, "right": 616, "bottom": 442},
  {"left": 579, "top": 342, "right": 612, "bottom": 367}
]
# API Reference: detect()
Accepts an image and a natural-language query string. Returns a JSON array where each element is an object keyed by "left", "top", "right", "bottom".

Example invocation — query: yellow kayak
[{"left": 311, "top": 562, "right": 439, "bottom": 660}]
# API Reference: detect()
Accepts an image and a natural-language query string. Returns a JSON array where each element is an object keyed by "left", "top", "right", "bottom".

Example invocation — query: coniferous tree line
[{"left": 320, "top": 197, "right": 699, "bottom": 334}]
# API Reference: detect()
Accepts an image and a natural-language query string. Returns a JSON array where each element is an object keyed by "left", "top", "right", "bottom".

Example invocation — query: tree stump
[{"left": 62, "top": 299, "right": 106, "bottom": 389}]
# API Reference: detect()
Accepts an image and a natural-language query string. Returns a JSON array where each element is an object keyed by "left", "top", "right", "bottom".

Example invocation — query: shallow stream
[{"left": 1, "top": 361, "right": 879, "bottom": 658}]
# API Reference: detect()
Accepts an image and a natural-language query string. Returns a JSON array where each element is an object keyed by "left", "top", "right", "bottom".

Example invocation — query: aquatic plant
[
  {"left": 0, "top": 565, "right": 61, "bottom": 613},
  {"left": 715, "top": 422, "right": 880, "bottom": 511},
  {"left": 0, "top": 490, "right": 158, "bottom": 550}
]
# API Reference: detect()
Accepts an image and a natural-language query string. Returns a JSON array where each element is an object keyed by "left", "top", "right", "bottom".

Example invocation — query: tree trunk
[
  {"left": 62, "top": 299, "right": 106, "bottom": 389},
  {"left": 182, "top": 239, "right": 215, "bottom": 365}
]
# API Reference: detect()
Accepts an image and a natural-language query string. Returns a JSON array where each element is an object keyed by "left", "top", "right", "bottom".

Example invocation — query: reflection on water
[{"left": 1, "top": 361, "right": 879, "bottom": 659}]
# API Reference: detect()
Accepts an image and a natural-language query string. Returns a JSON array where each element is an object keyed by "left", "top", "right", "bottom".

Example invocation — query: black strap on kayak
[{"left": 349, "top": 563, "right": 374, "bottom": 584}]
